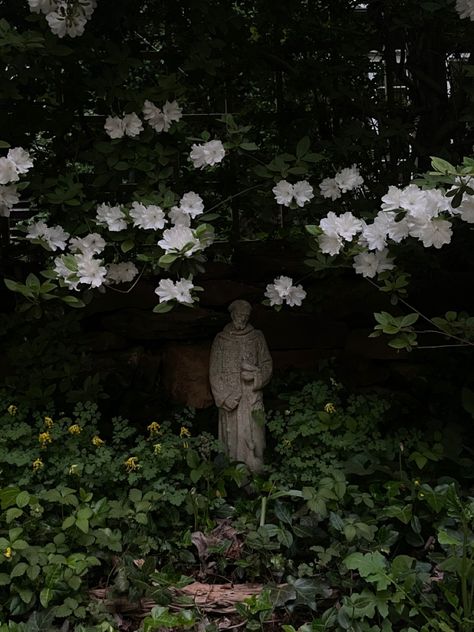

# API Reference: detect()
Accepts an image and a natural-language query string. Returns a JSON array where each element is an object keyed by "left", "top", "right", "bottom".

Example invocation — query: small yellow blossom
[
  {"left": 44, "top": 416, "right": 54, "bottom": 428},
  {"left": 180, "top": 427, "right": 191, "bottom": 438},
  {"left": 7, "top": 405, "right": 17, "bottom": 416},
  {"left": 68, "top": 464, "right": 80, "bottom": 475},
  {"left": 38, "top": 432, "right": 52, "bottom": 448},
  {"left": 147, "top": 421, "right": 161, "bottom": 436},
  {"left": 324, "top": 403, "right": 336, "bottom": 414},
  {"left": 153, "top": 443, "right": 162, "bottom": 454},
  {"left": 4, "top": 547, "right": 12, "bottom": 559},
  {"left": 418, "top": 492, "right": 425, "bottom": 499},
  {"left": 124, "top": 456, "right": 140, "bottom": 472},
  {"left": 282, "top": 438, "right": 293, "bottom": 448},
  {"left": 32, "top": 457, "right": 44, "bottom": 471},
  {"left": 68, "top": 424, "right": 82, "bottom": 435},
  {"left": 414, "top": 479, "right": 421, "bottom": 487},
  {"left": 92, "top": 435, "right": 105, "bottom": 447}
]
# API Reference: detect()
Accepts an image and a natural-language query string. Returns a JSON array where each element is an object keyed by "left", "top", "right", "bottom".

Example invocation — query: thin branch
[
  {"left": 107, "top": 265, "right": 146, "bottom": 294},
  {"left": 205, "top": 184, "right": 261, "bottom": 213}
]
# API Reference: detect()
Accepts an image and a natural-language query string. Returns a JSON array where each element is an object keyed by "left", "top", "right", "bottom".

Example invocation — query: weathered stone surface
[
  {"left": 81, "top": 331, "right": 129, "bottom": 352},
  {"left": 101, "top": 307, "right": 226, "bottom": 341},
  {"left": 272, "top": 348, "right": 335, "bottom": 370},
  {"left": 163, "top": 343, "right": 213, "bottom": 408}
]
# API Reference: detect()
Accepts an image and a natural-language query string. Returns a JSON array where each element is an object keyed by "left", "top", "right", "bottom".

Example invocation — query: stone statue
[{"left": 209, "top": 300, "right": 272, "bottom": 473}]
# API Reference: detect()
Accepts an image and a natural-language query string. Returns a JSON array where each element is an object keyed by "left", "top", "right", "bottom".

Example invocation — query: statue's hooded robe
[{"left": 209, "top": 323, "right": 272, "bottom": 472}]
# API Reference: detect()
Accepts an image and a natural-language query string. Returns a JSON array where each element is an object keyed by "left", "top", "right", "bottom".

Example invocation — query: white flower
[
  {"left": 142, "top": 100, "right": 166, "bottom": 132},
  {"left": 189, "top": 140, "right": 225, "bottom": 169},
  {"left": 353, "top": 249, "right": 395, "bottom": 278},
  {"left": 399, "top": 185, "right": 433, "bottom": 220},
  {"left": 179, "top": 192, "right": 204, "bottom": 218},
  {"left": 0, "top": 184, "right": 19, "bottom": 217},
  {"left": 272, "top": 180, "right": 293, "bottom": 206},
  {"left": 456, "top": 0, "right": 474, "bottom": 20},
  {"left": 292, "top": 180, "right": 314, "bottom": 207},
  {"left": 415, "top": 218, "right": 453, "bottom": 249},
  {"left": 106, "top": 261, "right": 138, "bottom": 284},
  {"left": 265, "top": 275, "right": 306, "bottom": 307},
  {"left": 386, "top": 215, "right": 410, "bottom": 243},
  {"left": 455, "top": 194, "right": 474, "bottom": 223},
  {"left": 169, "top": 206, "right": 191, "bottom": 227},
  {"left": 318, "top": 233, "right": 344, "bottom": 256},
  {"left": 69, "top": 233, "right": 106, "bottom": 255},
  {"left": 28, "top": 0, "right": 58, "bottom": 14},
  {"left": 96, "top": 203, "right": 127, "bottom": 232},
  {"left": 319, "top": 211, "right": 362, "bottom": 242},
  {"left": 155, "top": 278, "right": 194, "bottom": 304},
  {"left": 319, "top": 177, "right": 341, "bottom": 201},
  {"left": 104, "top": 116, "right": 125, "bottom": 139},
  {"left": 123, "top": 112, "right": 143, "bottom": 138},
  {"left": 53, "top": 256, "right": 80, "bottom": 290},
  {"left": 157, "top": 226, "right": 201, "bottom": 256},
  {"left": 0, "top": 158, "right": 19, "bottom": 185},
  {"left": 26, "top": 221, "right": 69, "bottom": 251},
  {"left": 361, "top": 213, "right": 395, "bottom": 251},
  {"left": 334, "top": 165, "right": 364, "bottom": 193},
  {"left": 381, "top": 185, "right": 403, "bottom": 211},
  {"left": 129, "top": 202, "right": 166, "bottom": 230},
  {"left": 75, "top": 253, "right": 107, "bottom": 287},
  {"left": 7, "top": 148, "right": 33, "bottom": 174},
  {"left": 46, "top": 6, "right": 87, "bottom": 38},
  {"left": 163, "top": 100, "right": 183, "bottom": 126}
]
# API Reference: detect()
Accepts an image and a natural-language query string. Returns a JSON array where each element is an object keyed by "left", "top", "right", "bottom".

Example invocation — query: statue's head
[{"left": 228, "top": 299, "right": 252, "bottom": 330}]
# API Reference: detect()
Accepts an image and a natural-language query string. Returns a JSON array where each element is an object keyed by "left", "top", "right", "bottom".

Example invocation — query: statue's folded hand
[{"left": 223, "top": 395, "right": 240, "bottom": 411}]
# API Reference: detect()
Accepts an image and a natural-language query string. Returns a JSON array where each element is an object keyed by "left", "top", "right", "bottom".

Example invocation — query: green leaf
[
  {"left": 16, "top": 491, "right": 30, "bottom": 508},
  {"left": 0, "top": 573, "right": 10, "bottom": 585},
  {"left": 11, "top": 562, "right": 28, "bottom": 578},
  {"left": 6, "top": 508, "right": 23, "bottom": 523},
  {"left": 344, "top": 551, "right": 390, "bottom": 589},
  {"left": 153, "top": 302, "right": 174, "bottom": 313},
  {"left": 121, "top": 239, "right": 135, "bottom": 253},
  {"left": 296, "top": 136, "right": 311, "bottom": 159},
  {"left": 75, "top": 518, "right": 89, "bottom": 533},
  {"left": 430, "top": 156, "right": 456, "bottom": 174}
]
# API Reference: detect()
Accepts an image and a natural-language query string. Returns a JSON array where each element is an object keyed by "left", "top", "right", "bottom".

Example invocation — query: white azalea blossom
[
  {"left": 454, "top": 194, "right": 474, "bottom": 223},
  {"left": 75, "top": 252, "right": 107, "bottom": 287},
  {"left": 26, "top": 221, "right": 69, "bottom": 251},
  {"left": 413, "top": 218, "right": 453, "bottom": 249},
  {"left": 272, "top": 180, "right": 314, "bottom": 207},
  {"left": 46, "top": 7, "right": 88, "bottom": 38},
  {"left": 106, "top": 261, "right": 138, "bottom": 284},
  {"left": 155, "top": 278, "right": 194, "bottom": 304},
  {"left": 318, "top": 233, "right": 344, "bottom": 256},
  {"left": 53, "top": 256, "right": 80, "bottom": 290},
  {"left": 129, "top": 202, "right": 166, "bottom": 230},
  {"left": 69, "top": 233, "right": 106, "bottom": 255},
  {"left": 96, "top": 203, "right": 127, "bottom": 232},
  {"left": 353, "top": 249, "right": 395, "bottom": 278},
  {"left": 265, "top": 275, "right": 306, "bottom": 307},
  {"left": 0, "top": 158, "right": 19, "bottom": 185},
  {"left": 0, "top": 184, "right": 19, "bottom": 217},
  {"left": 189, "top": 140, "right": 225, "bottom": 169},
  {"left": 158, "top": 226, "right": 201, "bottom": 256},
  {"left": 381, "top": 185, "right": 403, "bottom": 211},
  {"left": 104, "top": 116, "right": 125, "bottom": 139},
  {"left": 162, "top": 100, "right": 183, "bottom": 126},
  {"left": 28, "top": 0, "right": 58, "bottom": 14},
  {"left": 122, "top": 112, "right": 143, "bottom": 138},
  {"left": 179, "top": 191, "right": 205, "bottom": 218},
  {"left": 169, "top": 206, "right": 191, "bottom": 227},
  {"left": 319, "top": 211, "right": 362, "bottom": 242},
  {"left": 319, "top": 177, "right": 341, "bottom": 201},
  {"left": 334, "top": 165, "right": 364, "bottom": 193},
  {"left": 272, "top": 180, "right": 293, "bottom": 206},
  {"left": 142, "top": 100, "right": 166, "bottom": 132},
  {"left": 7, "top": 148, "right": 33, "bottom": 174}
]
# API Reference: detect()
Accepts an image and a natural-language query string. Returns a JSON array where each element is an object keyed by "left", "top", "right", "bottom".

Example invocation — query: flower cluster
[
  {"left": 0, "top": 147, "right": 33, "bottom": 217},
  {"left": 189, "top": 140, "right": 226, "bottom": 169},
  {"left": 315, "top": 181, "right": 471, "bottom": 279},
  {"left": 272, "top": 180, "right": 314, "bottom": 207},
  {"left": 104, "top": 113, "right": 143, "bottom": 139},
  {"left": 27, "top": 0, "right": 97, "bottom": 38},
  {"left": 53, "top": 232, "right": 107, "bottom": 289},
  {"left": 143, "top": 100, "right": 183, "bottom": 133},
  {"left": 26, "top": 221, "right": 70, "bottom": 251},
  {"left": 456, "top": 0, "right": 474, "bottom": 20},
  {"left": 319, "top": 165, "right": 364, "bottom": 201},
  {"left": 265, "top": 276, "right": 307, "bottom": 307},
  {"left": 155, "top": 278, "right": 194, "bottom": 304}
]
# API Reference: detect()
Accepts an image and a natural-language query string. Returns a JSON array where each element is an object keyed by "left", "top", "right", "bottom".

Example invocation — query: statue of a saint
[{"left": 209, "top": 300, "right": 273, "bottom": 473}]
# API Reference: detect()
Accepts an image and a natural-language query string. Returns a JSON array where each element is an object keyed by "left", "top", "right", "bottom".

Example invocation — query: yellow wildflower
[
  {"left": 414, "top": 479, "right": 421, "bottom": 487},
  {"left": 44, "top": 416, "right": 54, "bottom": 428},
  {"left": 38, "top": 432, "right": 52, "bottom": 448},
  {"left": 32, "top": 457, "right": 44, "bottom": 471},
  {"left": 180, "top": 427, "right": 191, "bottom": 438},
  {"left": 68, "top": 464, "right": 80, "bottom": 475},
  {"left": 4, "top": 547, "right": 12, "bottom": 559},
  {"left": 68, "top": 424, "right": 82, "bottom": 435},
  {"left": 92, "top": 435, "right": 105, "bottom": 447},
  {"left": 282, "top": 438, "right": 292, "bottom": 448},
  {"left": 324, "top": 403, "right": 336, "bottom": 414},
  {"left": 7, "top": 405, "right": 17, "bottom": 416},
  {"left": 153, "top": 443, "right": 162, "bottom": 455},
  {"left": 147, "top": 421, "right": 161, "bottom": 436},
  {"left": 124, "top": 456, "right": 139, "bottom": 472}
]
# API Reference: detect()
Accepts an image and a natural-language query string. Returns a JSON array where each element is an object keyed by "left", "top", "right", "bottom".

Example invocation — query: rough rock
[{"left": 163, "top": 343, "right": 213, "bottom": 408}]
